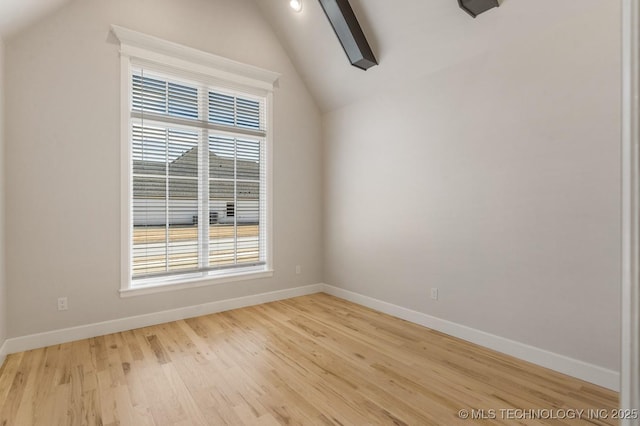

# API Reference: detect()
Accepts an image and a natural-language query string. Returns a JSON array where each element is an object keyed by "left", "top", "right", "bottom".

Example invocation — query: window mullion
[
  {"left": 233, "top": 138, "right": 238, "bottom": 265},
  {"left": 233, "top": 98, "right": 238, "bottom": 265},
  {"left": 259, "top": 137, "right": 266, "bottom": 264},
  {"left": 199, "top": 87, "right": 210, "bottom": 269},
  {"left": 164, "top": 81, "right": 169, "bottom": 115},
  {"left": 164, "top": 128, "right": 170, "bottom": 273}
]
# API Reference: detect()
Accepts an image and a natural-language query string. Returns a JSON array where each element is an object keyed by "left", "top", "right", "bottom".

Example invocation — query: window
[{"left": 113, "top": 26, "right": 278, "bottom": 295}]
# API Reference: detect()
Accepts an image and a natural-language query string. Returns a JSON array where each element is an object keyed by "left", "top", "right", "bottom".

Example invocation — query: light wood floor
[{"left": 0, "top": 293, "right": 618, "bottom": 425}]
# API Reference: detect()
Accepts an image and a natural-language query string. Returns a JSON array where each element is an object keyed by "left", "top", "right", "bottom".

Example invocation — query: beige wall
[
  {"left": 4, "top": 0, "right": 323, "bottom": 337},
  {"left": 323, "top": 1, "right": 621, "bottom": 370}
]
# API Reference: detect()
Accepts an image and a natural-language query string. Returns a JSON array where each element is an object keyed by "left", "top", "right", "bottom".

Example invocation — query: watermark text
[{"left": 457, "top": 408, "right": 639, "bottom": 421}]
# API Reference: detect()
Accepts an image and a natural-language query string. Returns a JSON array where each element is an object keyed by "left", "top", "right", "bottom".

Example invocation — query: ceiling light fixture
[{"left": 290, "top": 0, "right": 303, "bottom": 12}]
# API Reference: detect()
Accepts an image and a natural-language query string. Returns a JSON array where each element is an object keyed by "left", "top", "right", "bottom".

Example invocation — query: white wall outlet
[
  {"left": 295, "top": 265, "right": 302, "bottom": 275},
  {"left": 57, "top": 297, "right": 68, "bottom": 311},
  {"left": 430, "top": 288, "right": 438, "bottom": 300}
]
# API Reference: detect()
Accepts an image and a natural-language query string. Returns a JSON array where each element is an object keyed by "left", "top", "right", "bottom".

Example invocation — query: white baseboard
[
  {"left": 4, "top": 283, "right": 324, "bottom": 355},
  {"left": 322, "top": 284, "right": 620, "bottom": 391},
  {"left": 1, "top": 282, "right": 620, "bottom": 392},
  {"left": 0, "top": 339, "right": 7, "bottom": 368}
]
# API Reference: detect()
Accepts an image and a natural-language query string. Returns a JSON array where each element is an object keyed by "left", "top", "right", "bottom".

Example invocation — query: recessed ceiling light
[{"left": 290, "top": 0, "right": 302, "bottom": 12}]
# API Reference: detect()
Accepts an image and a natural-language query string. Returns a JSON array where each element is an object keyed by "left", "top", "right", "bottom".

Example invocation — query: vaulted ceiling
[
  {"left": 1, "top": 0, "right": 610, "bottom": 112},
  {"left": 254, "top": 0, "right": 609, "bottom": 112}
]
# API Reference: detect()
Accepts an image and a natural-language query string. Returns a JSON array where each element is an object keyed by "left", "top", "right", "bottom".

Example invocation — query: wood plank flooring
[{"left": 0, "top": 293, "right": 618, "bottom": 425}]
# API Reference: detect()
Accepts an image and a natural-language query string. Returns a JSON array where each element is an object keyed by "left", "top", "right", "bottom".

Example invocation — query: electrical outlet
[
  {"left": 57, "top": 297, "right": 68, "bottom": 311},
  {"left": 295, "top": 265, "right": 302, "bottom": 275},
  {"left": 430, "top": 288, "right": 438, "bottom": 301}
]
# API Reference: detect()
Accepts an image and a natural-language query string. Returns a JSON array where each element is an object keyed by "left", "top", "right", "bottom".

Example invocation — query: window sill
[{"left": 120, "top": 267, "right": 274, "bottom": 298}]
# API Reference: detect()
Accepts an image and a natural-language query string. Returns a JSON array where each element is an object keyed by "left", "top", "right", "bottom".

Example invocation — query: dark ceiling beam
[
  {"left": 458, "top": 0, "right": 499, "bottom": 18},
  {"left": 318, "top": 0, "right": 378, "bottom": 71}
]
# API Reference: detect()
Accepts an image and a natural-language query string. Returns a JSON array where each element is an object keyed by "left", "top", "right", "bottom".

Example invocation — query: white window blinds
[{"left": 130, "top": 68, "right": 267, "bottom": 282}]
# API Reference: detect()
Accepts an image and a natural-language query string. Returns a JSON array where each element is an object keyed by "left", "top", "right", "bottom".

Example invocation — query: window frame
[{"left": 112, "top": 25, "right": 278, "bottom": 297}]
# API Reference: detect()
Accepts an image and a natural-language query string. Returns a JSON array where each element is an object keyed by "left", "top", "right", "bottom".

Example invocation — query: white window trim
[
  {"left": 112, "top": 25, "right": 278, "bottom": 297},
  {"left": 621, "top": 0, "right": 640, "bottom": 414}
]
